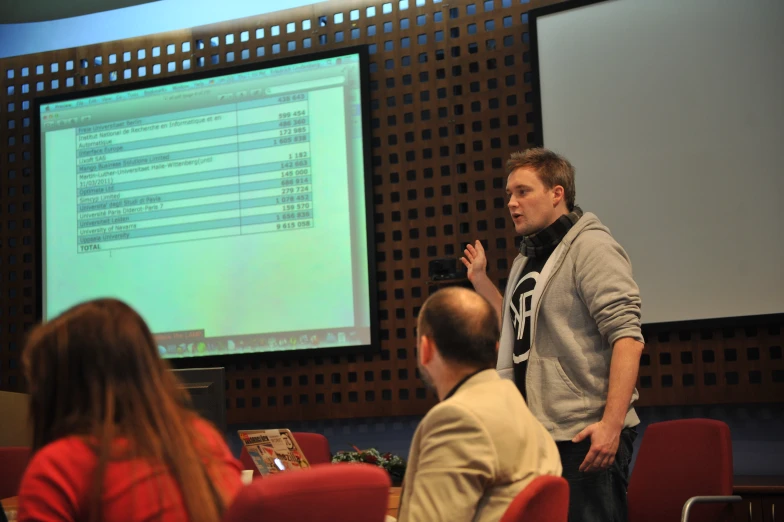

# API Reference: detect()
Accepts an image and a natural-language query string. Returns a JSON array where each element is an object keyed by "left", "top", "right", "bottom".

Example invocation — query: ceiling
[{"left": 0, "top": 0, "right": 160, "bottom": 23}]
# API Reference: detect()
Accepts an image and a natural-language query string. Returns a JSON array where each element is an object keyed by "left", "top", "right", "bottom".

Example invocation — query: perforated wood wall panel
[
  {"left": 1, "top": 0, "right": 782, "bottom": 424},
  {"left": 638, "top": 322, "right": 783, "bottom": 406}
]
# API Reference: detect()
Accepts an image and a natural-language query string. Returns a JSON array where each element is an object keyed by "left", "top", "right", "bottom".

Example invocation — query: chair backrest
[
  {"left": 238, "top": 431, "right": 332, "bottom": 477},
  {"left": 628, "top": 419, "right": 734, "bottom": 522},
  {"left": 0, "top": 446, "right": 32, "bottom": 498},
  {"left": 291, "top": 432, "right": 332, "bottom": 465},
  {"left": 499, "top": 475, "right": 569, "bottom": 522},
  {"left": 238, "top": 446, "right": 258, "bottom": 477},
  {"left": 222, "top": 463, "right": 390, "bottom": 522}
]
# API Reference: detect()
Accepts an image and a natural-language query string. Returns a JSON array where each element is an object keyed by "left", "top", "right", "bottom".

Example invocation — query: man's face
[{"left": 506, "top": 167, "right": 561, "bottom": 236}]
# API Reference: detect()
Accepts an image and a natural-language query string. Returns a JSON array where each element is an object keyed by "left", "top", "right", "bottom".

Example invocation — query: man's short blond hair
[{"left": 506, "top": 148, "right": 576, "bottom": 211}]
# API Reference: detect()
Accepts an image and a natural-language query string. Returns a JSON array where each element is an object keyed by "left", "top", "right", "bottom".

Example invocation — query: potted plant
[{"left": 331, "top": 446, "right": 406, "bottom": 486}]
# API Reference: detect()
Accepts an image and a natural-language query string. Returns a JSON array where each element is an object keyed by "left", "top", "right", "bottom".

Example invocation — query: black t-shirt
[{"left": 509, "top": 245, "right": 556, "bottom": 400}]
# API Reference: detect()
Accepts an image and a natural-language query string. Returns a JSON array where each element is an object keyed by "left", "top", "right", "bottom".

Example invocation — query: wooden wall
[{"left": 1, "top": 0, "right": 781, "bottom": 424}]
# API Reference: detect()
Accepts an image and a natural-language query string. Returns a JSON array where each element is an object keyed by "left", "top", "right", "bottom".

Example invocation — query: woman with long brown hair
[{"left": 16, "top": 298, "right": 243, "bottom": 522}]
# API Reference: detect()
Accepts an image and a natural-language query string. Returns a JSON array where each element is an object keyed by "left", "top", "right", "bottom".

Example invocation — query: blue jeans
[{"left": 556, "top": 427, "right": 637, "bottom": 522}]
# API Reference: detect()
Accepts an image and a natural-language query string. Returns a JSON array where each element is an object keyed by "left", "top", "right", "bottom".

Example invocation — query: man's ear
[
  {"left": 551, "top": 185, "right": 565, "bottom": 207},
  {"left": 419, "top": 335, "right": 435, "bottom": 366}
]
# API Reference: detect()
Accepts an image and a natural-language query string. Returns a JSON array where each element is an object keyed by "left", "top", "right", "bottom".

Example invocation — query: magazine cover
[{"left": 238, "top": 429, "right": 310, "bottom": 475}]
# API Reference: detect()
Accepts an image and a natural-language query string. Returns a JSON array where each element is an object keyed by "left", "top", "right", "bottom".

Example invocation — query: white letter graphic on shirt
[{"left": 510, "top": 272, "right": 539, "bottom": 364}]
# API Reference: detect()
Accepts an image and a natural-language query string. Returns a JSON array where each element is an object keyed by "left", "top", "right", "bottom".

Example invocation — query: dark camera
[{"left": 428, "top": 258, "right": 467, "bottom": 281}]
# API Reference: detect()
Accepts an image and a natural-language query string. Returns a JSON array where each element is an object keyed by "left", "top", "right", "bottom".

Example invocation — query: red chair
[
  {"left": 222, "top": 463, "right": 390, "bottom": 522},
  {"left": 0, "top": 447, "right": 31, "bottom": 498},
  {"left": 239, "top": 432, "right": 332, "bottom": 477},
  {"left": 628, "top": 419, "right": 741, "bottom": 522},
  {"left": 238, "top": 446, "right": 258, "bottom": 476},
  {"left": 499, "top": 475, "right": 569, "bottom": 522},
  {"left": 290, "top": 432, "right": 332, "bottom": 465}
]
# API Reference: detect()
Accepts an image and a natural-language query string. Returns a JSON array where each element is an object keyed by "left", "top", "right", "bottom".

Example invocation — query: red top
[{"left": 17, "top": 419, "right": 243, "bottom": 522}]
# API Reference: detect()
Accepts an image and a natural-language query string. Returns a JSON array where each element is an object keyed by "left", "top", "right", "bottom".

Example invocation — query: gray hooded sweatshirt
[{"left": 497, "top": 212, "right": 644, "bottom": 441}]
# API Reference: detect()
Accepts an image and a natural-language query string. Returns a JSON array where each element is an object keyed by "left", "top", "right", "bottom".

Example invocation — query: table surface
[
  {"left": 388, "top": 486, "right": 401, "bottom": 517},
  {"left": 732, "top": 475, "right": 784, "bottom": 495},
  {"left": 2, "top": 496, "right": 16, "bottom": 521}
]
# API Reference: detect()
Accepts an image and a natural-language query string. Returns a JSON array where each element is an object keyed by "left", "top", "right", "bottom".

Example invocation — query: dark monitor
[{"left": 170, "top": 367, "right": 226, "bottom": 434}]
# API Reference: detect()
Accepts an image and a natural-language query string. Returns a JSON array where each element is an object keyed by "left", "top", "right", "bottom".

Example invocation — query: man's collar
[{"left": 443, "top": 368, "right": 488, "bottom": 401}]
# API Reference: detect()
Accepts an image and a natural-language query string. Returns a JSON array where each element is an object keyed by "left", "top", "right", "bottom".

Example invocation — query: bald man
[{"left": 396, "top": 287, "right": 562, "bottom": 522}]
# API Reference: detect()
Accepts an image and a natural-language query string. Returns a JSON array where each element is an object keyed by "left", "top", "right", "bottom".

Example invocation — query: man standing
[
  {"left": 461, "top": 148, "right": 644, "bottom": 522},
  {"left": 396, "top": 287, "right": 561, "bottom": 522}
]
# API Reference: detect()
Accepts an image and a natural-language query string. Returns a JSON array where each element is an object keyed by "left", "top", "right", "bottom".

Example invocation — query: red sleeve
[
  {"left": 193, "top": 419, "right": 243, "bottom": 503},
  {"left": 17, "top": 440, "right": 91, "bottom": 522}
]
